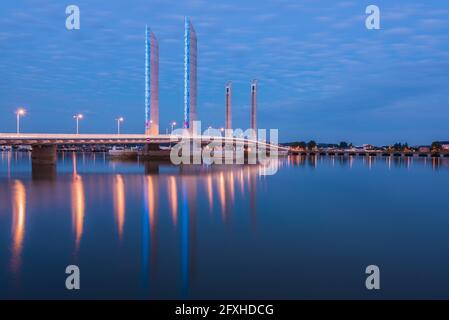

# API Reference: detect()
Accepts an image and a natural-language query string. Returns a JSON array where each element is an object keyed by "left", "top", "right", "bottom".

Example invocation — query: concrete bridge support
[
  {"left": 140, "top": 143, "right": 172, "bottom": 161},
  {"left": 144, "top": 162, "right": 160, "bottom": 174},
  {"left": 31, "top": 145, "right": 57, "bottom": 165},
  {"left": 32, "top": 163, "right": 57, "bottom": 181},
  {"left": 31, "top": 145, "right": 57, "bottom": 180},
  {"left": 144, "top": 143, "right": 161, "bottom": 152},
  {"left": 243, "top": 142, "right": 259, "bottom": 164}
]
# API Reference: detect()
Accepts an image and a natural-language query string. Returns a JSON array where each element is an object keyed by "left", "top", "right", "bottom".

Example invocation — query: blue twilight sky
[{"left": 0, "top": 0, "right": 448, "bottom": 145}]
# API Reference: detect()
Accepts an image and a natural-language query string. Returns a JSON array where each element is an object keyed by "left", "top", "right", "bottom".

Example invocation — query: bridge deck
[{"left": 0, "top": 133, "right": 288, "bottom": 150}]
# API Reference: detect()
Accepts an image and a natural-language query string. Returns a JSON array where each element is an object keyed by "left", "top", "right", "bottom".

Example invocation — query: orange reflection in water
[
  {"left": 206, "top": 174, "right": 213, "bottom": 212},
  {"left": 218, "top": 172, "right": 226, "bottom": 217},
  {"left": 168, "top": 176, "right": 178, "bottom": 225},
  {"left": 71, "top": 154, "right": 85, "bottom": 250},
  {"left": 72, "top": 152, "right": 77, "bottom": 177},
  {"left": 227, "top": 171, "right": 235, "bottom": 205},
  {"left": 113, "top": 175, "right": 126, "bottom": 239},
  {"left": 11, "top": 180, "right": 26, "bottom": 273},
  {"left": 7, "top": 151, "right": 12, "bottom": 178},
  {"left": 239, "top": 168, "right": 245, "bottom": 195}
]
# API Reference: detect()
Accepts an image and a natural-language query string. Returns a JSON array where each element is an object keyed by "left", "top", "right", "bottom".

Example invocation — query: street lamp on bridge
[
  {"left": 16, "top": 108, "right": 26, "bottom": 134},
  {"left": 73, "top": 114, "right": 83, "bottom": 134},
  {"left": 170, "top": 121, "right": 177, "bottom": 134},
  {"left": 116, "top": 117, "right": 124, "bottom": 135}
]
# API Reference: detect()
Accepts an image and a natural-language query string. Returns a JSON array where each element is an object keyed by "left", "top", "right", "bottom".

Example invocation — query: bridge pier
[
  {"left": 32, "top": 145, "right": 57, "bottom": 165},
  {"left": 144, "top": 143, "right": 161, "bottom": 152},
  {"left": 32, "top": 163, "right": 57, "bottom": 181},
  {"left": 243, "top": 143, "right": 259, "bottom": 164},
  {"left": 140, "top": 143, "right": 172, "bottom": 161},
  {"left": 31, "top": 145, "right": 57, "bottom": 180},
  {"left": 144, "top": 162, "right": 160, "bottom": 174}
]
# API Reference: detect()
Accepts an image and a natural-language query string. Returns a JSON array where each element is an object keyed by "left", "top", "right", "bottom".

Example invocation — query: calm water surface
[{"left": 1, "top": 152, "right": 449, "bottom": 299}]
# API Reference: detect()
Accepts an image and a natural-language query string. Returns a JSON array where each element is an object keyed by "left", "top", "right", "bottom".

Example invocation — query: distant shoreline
[{"left": 289, "top": 149, "right": 449, "bottom": 158}]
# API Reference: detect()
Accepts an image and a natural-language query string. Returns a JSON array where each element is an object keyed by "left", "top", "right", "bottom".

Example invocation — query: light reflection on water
[
  {"left": 1, "top": 151, "right": 449, "bottom": 299},
  {"left": 113, "top": 175, "right": 125, "bottom": 240},
  {"left": 10, "top": 179, "right": 26, "bottom": 274}
]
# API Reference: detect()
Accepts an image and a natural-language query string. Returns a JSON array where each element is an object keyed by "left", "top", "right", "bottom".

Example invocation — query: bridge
[
  {"left": 0, "top": 133, "right": 179, "bottom": 145},
  {"left": 0, "top": 133, "right": 289, "bottom": 174},
  {"left": 0, "top": 133, "right": 287, "bottom": 149}
]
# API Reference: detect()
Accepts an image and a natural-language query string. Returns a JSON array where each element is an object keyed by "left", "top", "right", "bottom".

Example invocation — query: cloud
[
  {"left": 253, "top": 14, "right": 277, "bottom": 22},
  {"left": 337, "top": 1, "right": 356, "bottom": 8},
  {"left": 419, "top": 18, "right": 449, "bottom": 29},
  {"left": 383, "top": 27, "right": 413, "bottom": 36}
]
